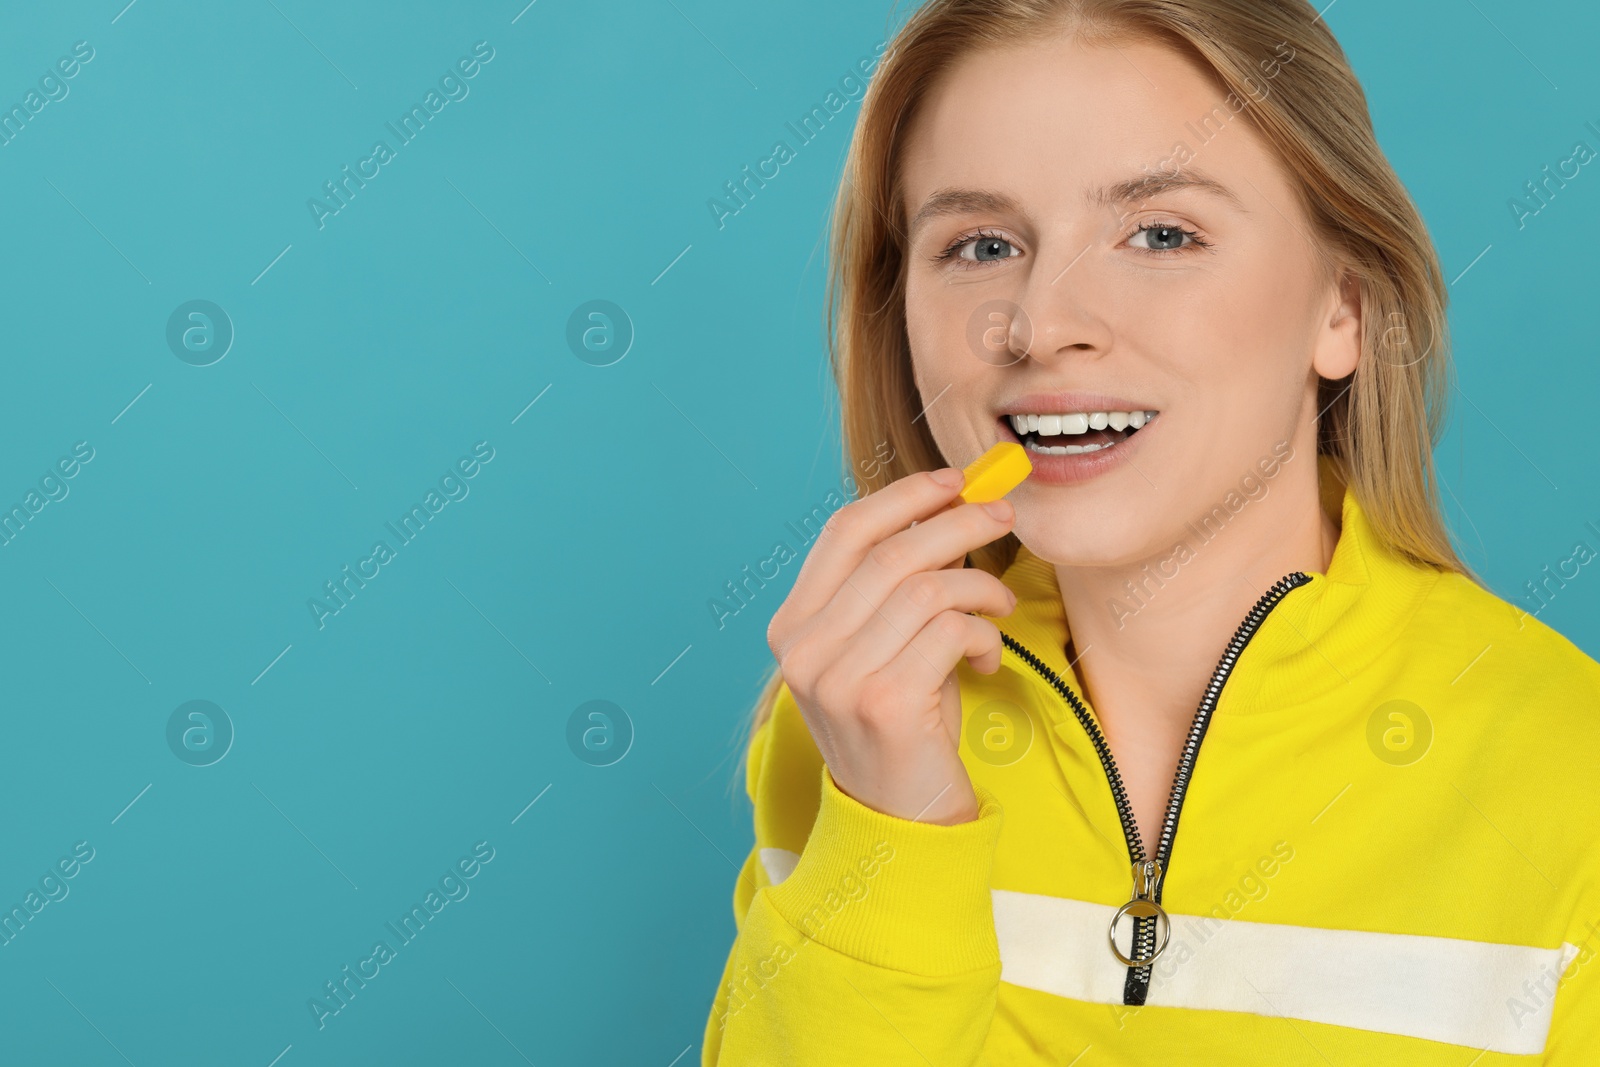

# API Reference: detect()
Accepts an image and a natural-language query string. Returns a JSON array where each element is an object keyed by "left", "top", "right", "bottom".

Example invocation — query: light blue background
[{"left": 0, "top": 1, "right": 1594, "bottom": 1063}]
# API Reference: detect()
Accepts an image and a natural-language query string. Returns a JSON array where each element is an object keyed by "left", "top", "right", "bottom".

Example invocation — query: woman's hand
[{"left": 766, "top": 467, "right": 1019, "bottom": 826}]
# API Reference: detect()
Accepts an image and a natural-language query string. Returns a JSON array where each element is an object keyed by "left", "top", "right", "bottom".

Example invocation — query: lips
[
  {"left": 988, "top": 405, "right": 1160, "bottom": 486},
  {"left": 998, "top": 413, "right": 1157, "bottom": 455},
  {"left": 995, "top": 391, "right": 1160, "bottom": 418}
]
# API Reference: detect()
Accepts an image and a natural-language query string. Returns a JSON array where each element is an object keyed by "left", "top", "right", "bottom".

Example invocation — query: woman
[{"left": 702, "top": 1, "right": 1600, "bottom": 1063}]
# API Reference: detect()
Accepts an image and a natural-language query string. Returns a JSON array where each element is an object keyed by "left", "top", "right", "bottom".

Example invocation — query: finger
[
  {"left": 828, "top": 568, "right": 1014, "bottom": 683},
  {"left": 813, "top": 499, "right": 1014, "bottom": 643},
  {"left": 874, "top": 610, "right": 1004, "bottom": 709},
  {"left": 773, "top": 470, "right": 968, "bottom": 635}
]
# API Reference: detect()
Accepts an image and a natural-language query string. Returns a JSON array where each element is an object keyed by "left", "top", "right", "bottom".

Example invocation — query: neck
[{"left": 1052, "top": 469, "right": 1340, "bottom": 722}]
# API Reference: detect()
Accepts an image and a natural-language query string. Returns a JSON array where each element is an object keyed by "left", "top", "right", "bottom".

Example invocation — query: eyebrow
[
  {"left": 906, "top": 167, "right": 1248, "bottom": 238},
  {"left": 1090, "top": 168, "right": 1248, "bottom": 212}
]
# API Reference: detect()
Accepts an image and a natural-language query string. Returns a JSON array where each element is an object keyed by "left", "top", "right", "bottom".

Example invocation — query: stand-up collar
[{"left": 992, "top": 454, "right": 1443, "bottom": 715}]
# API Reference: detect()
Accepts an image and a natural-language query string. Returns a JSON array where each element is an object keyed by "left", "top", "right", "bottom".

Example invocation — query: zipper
[{"left": 997, "top": 570, "right": 1312, "bottom": 1005}]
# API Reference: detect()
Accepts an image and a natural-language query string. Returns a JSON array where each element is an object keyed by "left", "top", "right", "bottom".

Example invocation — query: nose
[{"left": 1013, "top": 240, "right": 1116, "bottom": 366}]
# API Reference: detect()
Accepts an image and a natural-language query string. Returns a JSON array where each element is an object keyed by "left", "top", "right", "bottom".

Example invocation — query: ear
[{"left": 1312, "top": 269, "right": 1362, "bottom": 381}]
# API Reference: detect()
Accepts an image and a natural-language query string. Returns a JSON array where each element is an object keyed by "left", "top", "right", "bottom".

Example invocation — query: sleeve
[
  {"left": 701, "top": 678, "right": 1006, "bottom": 1066},
  {"left": 1536, "top": 662, "right": 1600, "bottom": 1063},
  {"left": 1542, "top": 863, "right": 1600, "bottom": 1059},
  {"left": 1544, "top": 949, "right": 1599, "bottom": 1064}
]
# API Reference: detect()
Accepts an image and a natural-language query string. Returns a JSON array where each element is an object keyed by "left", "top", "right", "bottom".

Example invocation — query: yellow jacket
[{"left": 703, "top": 459, "right": 1600, "bottom": 1064}]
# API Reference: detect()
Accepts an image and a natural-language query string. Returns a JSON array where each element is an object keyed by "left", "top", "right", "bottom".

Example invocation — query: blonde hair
[{"left": 740, "top": 0, "right": 1478, "bottom": 741}]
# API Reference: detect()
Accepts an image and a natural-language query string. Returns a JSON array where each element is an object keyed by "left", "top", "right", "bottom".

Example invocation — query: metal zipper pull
[{"left": 1108, "top": 858, "right": 1171, "bottom": 967}]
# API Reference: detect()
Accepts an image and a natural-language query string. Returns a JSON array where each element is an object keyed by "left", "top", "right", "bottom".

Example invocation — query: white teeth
[
  {"left": 1006, "top": 409, "right": 1158, "bottom": 438},
  {"left": 1028, "top": 438, "right": 1109, "bottom": 455}
]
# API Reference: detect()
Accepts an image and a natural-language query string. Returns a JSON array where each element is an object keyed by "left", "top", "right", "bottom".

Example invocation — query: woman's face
[{"left": 899, "top": 33, "right": 1360, "bottom": 566}]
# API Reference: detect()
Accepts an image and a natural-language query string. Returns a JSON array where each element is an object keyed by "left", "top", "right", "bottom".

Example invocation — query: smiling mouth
[{"left": 999, "top": 409, "right": 1161, "bottom": 455}]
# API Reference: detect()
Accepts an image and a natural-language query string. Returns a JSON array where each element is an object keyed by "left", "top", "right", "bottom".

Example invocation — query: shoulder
[
  {"left": 1402, "top": 572, "right": 1600, "bottom": 793},
  {"left": 1413, "top": 572, "right": 1600, "bottom": 912},
  {"left": 1415, "top": 569, "right": 1600, "bottom": 701}
]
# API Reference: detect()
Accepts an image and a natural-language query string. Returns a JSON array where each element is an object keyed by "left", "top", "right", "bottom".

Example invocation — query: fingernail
[
  {"left": 981, "top": 499, "right": 1013, "bottom": 521},
  {"left": 930, "top": 468, "right": 964, "bottom": 488}
]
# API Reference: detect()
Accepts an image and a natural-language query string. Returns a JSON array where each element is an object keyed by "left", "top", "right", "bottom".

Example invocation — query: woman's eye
[
  {"left": 965, "top": 236, "right": 1017, "bottom": 261},
  {"left": 1128, "top": 223, "right": 1203, "bottom": 253},
  {"left": 940, "top": 232, "right": 1020, "bottom": 265}
]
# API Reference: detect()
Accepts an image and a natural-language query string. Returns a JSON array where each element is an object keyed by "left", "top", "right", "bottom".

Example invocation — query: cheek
[
  {"left": 906, "top": 277, "right": 1024, "bottom": 385},
  {"left": 1092, "top": 273, "right": 1225, "bottom": 387},
  {"left": 1180, "top": 241, "right": 1319, "bottom": 355},
  {"left": 1104, "top": 255, "right": 1301, "bottom": 391},
  {"left": 905, "top": 286, "right": 984, "bottom": 391},
  {"left": 904, "top": 285, "right": 999, "bottom": 464}
]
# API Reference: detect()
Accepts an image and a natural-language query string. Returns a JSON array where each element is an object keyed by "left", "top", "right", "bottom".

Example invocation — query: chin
[{"left": 1012, "top": 508, "right": 1155, "bottom": 569}]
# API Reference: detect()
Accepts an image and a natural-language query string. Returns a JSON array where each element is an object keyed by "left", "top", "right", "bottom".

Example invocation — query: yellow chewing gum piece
[{"left": 956, "top": 441, "right": 1032, "bottom": 505}]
